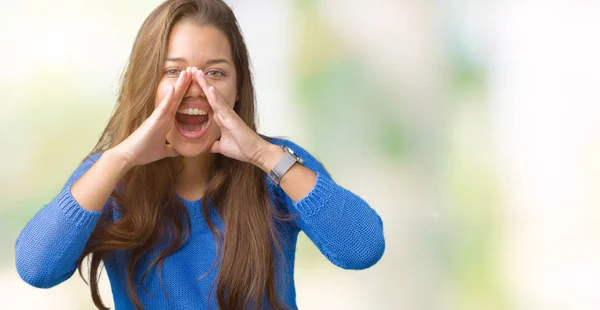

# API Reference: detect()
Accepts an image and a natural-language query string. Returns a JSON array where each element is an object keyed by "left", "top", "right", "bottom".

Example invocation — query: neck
[{"left": 175, "top": 152, "right": 215, "bottom": 200}]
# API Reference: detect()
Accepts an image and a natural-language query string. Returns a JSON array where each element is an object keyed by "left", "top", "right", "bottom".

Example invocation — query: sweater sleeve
[
  {"left": 15, "top": 152, "right": 109, "bottom": 288},
  {"left": 269, "top": 138, "right": 385, "bottom": 270}
]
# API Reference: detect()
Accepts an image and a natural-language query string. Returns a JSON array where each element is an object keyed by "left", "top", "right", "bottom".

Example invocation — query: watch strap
[{"left": 269, "top": 146, "right": 302, "bottom": 185}]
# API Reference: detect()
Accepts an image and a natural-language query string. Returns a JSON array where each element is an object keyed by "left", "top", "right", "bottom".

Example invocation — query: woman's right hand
[{"left": 111, "top": 69, "right": 192, "bottom": 168}]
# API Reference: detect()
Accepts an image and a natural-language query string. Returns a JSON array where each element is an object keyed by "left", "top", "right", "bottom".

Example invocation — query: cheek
[
  {"left": 219, "top": 85, "right": 237, "bottom": 109},
  {"left": 155, "top": 81, "right": 175, "bottom": 108}
]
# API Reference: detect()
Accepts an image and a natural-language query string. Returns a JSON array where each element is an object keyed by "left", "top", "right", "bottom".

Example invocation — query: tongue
[{"left": 176, "top": 113, "right": 208, "bottom": 132}]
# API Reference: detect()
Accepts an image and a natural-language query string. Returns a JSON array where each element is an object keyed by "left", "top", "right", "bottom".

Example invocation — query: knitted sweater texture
[{"left": 15, "top": 139, "right": 385, "bottom": 309}]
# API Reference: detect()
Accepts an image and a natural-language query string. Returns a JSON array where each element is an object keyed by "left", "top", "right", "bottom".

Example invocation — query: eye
[
  {"left": 205, "top": 70, "right": 225, "bottom": 77},
  {"left": 165, "top": 69, "right": 181, "bottom": 76}
]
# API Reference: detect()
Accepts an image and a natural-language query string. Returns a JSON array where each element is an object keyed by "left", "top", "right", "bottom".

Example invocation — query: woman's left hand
[{"left": 192, "top": 67, "right": 278, "bottom": 170}]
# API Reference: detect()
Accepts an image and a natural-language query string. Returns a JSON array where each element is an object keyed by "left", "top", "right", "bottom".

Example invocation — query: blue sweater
[{"left": 15, "top": 139, "right": 385, "bottom": 309}]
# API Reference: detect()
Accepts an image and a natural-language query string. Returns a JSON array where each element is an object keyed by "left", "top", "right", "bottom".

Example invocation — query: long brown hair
[{"left": 77, "top": 1, "right": 288, "bottom": 309}]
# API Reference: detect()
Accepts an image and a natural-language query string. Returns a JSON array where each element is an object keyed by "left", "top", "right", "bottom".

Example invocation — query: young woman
[{"left": 15, "top": 0, "right": 385, "bottom": 309}]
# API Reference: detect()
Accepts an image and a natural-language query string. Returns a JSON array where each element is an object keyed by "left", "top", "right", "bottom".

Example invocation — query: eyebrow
[{"left": 165, "top": 57, "right": 231, "bottom": 65}]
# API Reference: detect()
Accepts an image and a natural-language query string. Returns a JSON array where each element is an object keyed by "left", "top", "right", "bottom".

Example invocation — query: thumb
[
  {"left": 163, "top": 145, "right": 180, "bottom": 158},
  {"left": 209, "top": 141, "right": 221, "bottom": 154}
]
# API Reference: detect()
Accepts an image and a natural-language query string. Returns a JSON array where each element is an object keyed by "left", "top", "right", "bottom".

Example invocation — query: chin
[
  {"left": 173, "top": 143, "right": 211, "bottom": 158},
  {"left": 167, "top": 126, "right": 220, "bottom": 158}
]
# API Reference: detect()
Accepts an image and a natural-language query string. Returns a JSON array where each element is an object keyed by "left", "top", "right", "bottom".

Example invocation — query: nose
[{"left": 184, "top": 77, "right": 206, "bottom": 99}]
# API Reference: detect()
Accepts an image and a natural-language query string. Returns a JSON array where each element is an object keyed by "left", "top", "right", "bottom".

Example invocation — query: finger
[
  {"left": 194, "top": 69, "right": 228, "bottom": 116},
  {"left": 155, "top": 85, "right": 175, "bottom": 116},
  {"left": 157, "top": 69, "right": 188, "bottom": 117},
  {"left": 212, "top": 111, "right": 223, "bottom": 128},
  {"left": 170, "top": 68, "right": 192, "bottom": 114},
  {"left": 164, "top": 145, "right": 180, "bottom": 158},
  {"left": 193, "top": 69, "right": 211, "bottom": 101},
  {"left": 209, "top": 85, "right": 242, "bottom": 131},
  {"left": 209, "top": 140, "right": 221, "bottom": 154},
  {"left": 191, "top": 67, "right": 205, "bottom": 85},
  {"left": 194, "top": 69, "right": 249, "bottom": 133}
]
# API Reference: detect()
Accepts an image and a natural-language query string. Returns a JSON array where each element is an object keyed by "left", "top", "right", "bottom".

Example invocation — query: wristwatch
[{"left": 268, "top": 146, "right": 304, "bottom": 185}]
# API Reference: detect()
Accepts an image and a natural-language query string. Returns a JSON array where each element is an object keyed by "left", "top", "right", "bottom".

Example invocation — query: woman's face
[{"left": 155, "top": 20, "right": 237, "bottom": 158}]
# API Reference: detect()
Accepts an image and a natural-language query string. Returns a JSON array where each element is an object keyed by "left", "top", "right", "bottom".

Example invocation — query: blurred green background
[{"left": 2, "top": 1, "right": 600, "bottom": 309}]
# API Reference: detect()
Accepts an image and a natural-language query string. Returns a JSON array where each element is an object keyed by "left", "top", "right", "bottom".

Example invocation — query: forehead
[{"left": 166, "top": 20, "right": 232, "bottom": 64}]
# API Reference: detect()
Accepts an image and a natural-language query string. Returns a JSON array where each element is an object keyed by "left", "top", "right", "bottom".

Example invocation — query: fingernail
[{"left": 198, "top": 69, "right": 204, "bottom": 76}]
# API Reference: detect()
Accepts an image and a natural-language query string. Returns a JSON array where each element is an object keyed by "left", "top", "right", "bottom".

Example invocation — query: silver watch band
[{"left": 269, "top": 146, "right": 303, "bottom": 185}]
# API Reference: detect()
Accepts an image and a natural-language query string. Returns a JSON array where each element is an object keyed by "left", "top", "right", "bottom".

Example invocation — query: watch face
[
  {"left": 285, "top": 146, "right": 297, "bottom": 157},
  {"left": 283, "top": 146, "right": 304, "bottom": 165}
]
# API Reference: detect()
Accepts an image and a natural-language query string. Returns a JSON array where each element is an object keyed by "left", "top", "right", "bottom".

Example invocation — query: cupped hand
[
  {"left": 192, "top": 67, "right": 271, "bottom": 165},
  {"left": 112, "top": 68, "right": 192, "bottom": 168}
]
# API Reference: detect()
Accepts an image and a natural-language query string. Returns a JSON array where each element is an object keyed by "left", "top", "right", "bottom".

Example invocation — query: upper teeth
[{"left": 178, "top": 108, "right": 207, "bottom": 115}]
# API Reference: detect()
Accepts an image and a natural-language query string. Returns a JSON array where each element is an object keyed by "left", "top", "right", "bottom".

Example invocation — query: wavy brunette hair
[{"left": 76, "top": 0, "right": 288, "bottom": 309}]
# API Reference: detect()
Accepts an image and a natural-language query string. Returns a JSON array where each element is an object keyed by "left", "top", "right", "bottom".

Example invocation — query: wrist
[
  {"left": 104, "top": 148, "right": 134, "bottom": 176},
  {"left": 254, "top": 143, "right": 285, "bottom": 173}
]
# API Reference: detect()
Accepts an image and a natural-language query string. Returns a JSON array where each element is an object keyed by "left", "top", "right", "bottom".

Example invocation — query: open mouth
[{"left": 175, "top": 108, "right": 211, "bottom": 139}]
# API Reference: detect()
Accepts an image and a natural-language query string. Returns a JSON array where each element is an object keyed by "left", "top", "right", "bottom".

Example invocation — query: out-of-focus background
[{"left": 1, "top": 0, "right": 600, "bottom": 309}]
